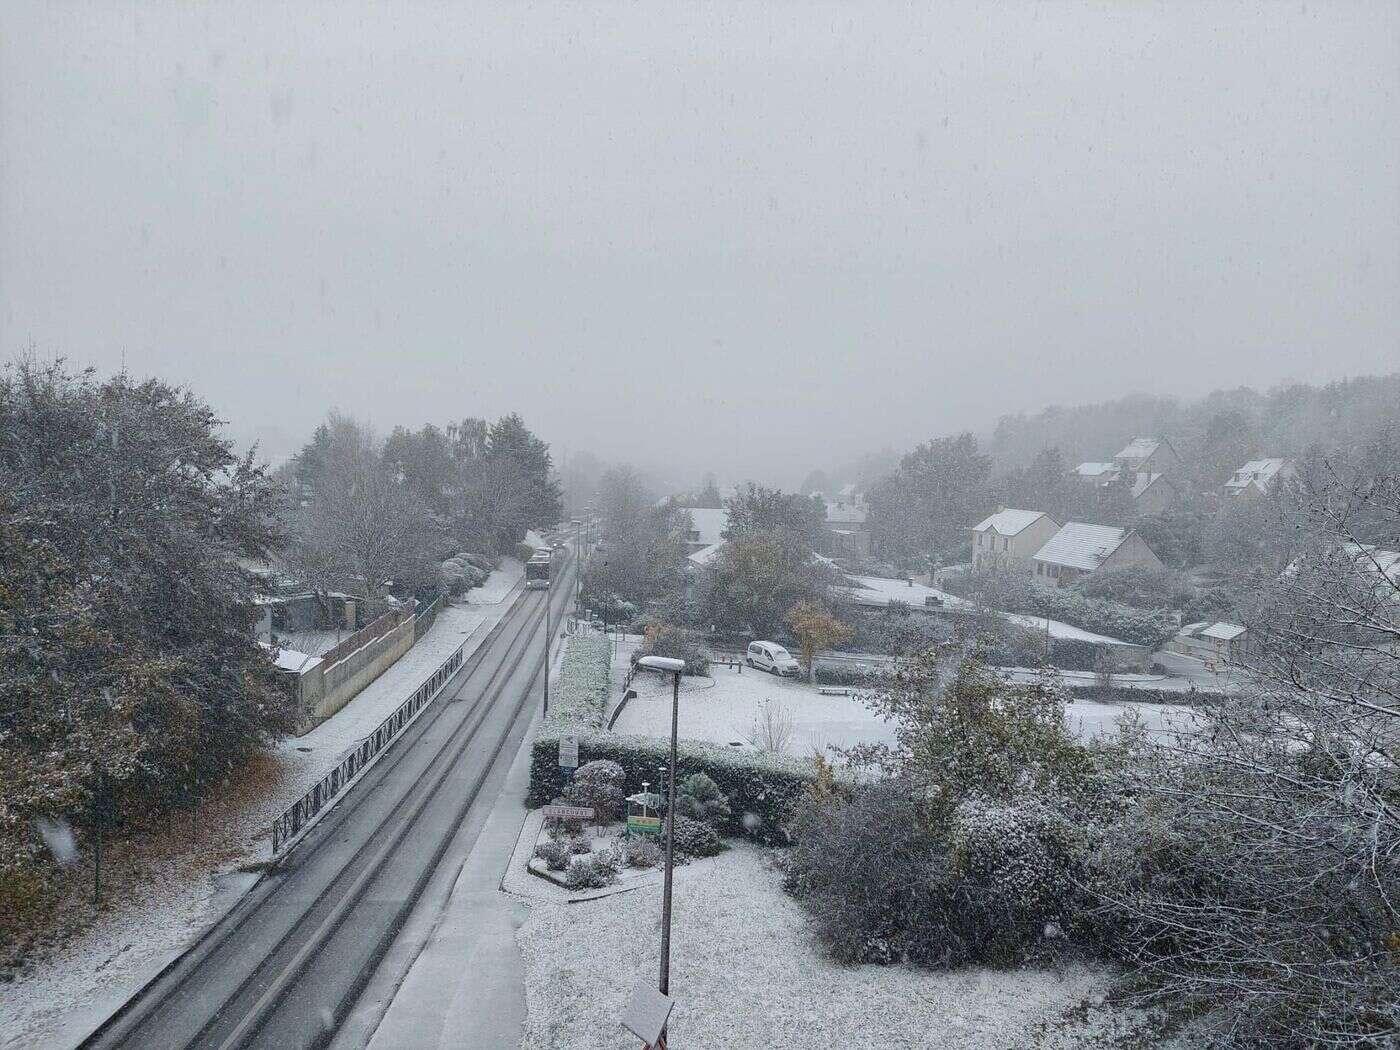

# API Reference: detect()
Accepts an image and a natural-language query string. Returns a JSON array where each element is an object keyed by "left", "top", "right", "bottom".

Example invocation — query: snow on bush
[
  {"left": 564, "top": 759, "right": 625, "bottom": 823},
  {"left": 543, "top": 633, "right": 612, "bottom": 732},
  {"left": 673, "top": 772, "right": 731, "bottom": 827},
  {"left": 563, "top": 855, "right": 615, "bottom": 890},
  {"left": 534, "top": 841, "right": 571, "bottom": 871},
  {"left": 949, "top": 795, "right": 1078, "bottom": 925},
  {"left": 622, "top": 836, "right": 662, "bottom": 868},
  {"left": 671, "top": 814, "right": 722, "bottom": 858}
]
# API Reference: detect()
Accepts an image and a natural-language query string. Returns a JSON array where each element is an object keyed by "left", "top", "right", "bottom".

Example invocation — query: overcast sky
[{"left": 3, "top": 2, "right": 1397, "bottom": 487}]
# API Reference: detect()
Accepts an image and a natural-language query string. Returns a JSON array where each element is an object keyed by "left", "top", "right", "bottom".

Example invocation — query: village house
[
  {"left": 1127, "top": 471, "right": 1177, "bottom": 516},
  {"left": 681, "top": 507, "right": 728, "bottom": 554},
  {"left": 1170, "top": 621, "right": 1249, "bottom": 666},
  {"left": 970, "top": 508, "right": 1062, "bottom": 572},
  {"left": 1031, "top": 521, "right": 1164, "bottom": 586},
  {"left": 1113, "top": 436, "right": 1184, "bottom": 477},
  {"left": 1224, "top": 458, "right": 1294, "bottom": 499},
  {"left": 823, "top": 496, "right": 871, "bottom": 558},
  {"left": 1071, "top": 461, "right": 1121, "bottom": 485}
]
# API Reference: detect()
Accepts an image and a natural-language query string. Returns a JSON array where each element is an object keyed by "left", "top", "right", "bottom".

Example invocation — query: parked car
[{"left": 746, "top": 641, "right": 801, "bottom": 676}]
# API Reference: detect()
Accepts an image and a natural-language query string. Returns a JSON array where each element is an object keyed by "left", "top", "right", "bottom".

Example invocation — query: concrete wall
[{"left": 289, "top": 614, "right": 419, "bottom": 734}]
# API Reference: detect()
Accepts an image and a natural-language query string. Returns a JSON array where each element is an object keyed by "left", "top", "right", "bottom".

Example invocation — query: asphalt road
[{"left": 82, "top": 556, "right": 576, "bottom": 1050}]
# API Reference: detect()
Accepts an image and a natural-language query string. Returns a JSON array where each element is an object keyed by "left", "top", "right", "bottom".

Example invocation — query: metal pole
[
  {"left": 659, "top": 670, "right": 679, "bottom": 998},
  {"left": 544, "top": 587, "right": 551, "bottom": 715},
  {"left": 93, "top": 772, "right": 103, "bottom": 906}
]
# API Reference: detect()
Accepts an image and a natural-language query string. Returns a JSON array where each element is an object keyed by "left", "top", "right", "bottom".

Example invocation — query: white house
[
  {"left": 682, "top": 507, "right": 729, "bottom": 553},
  {"left": 970, "top": 509, "right": 1062, "bottom": 572},
  {"left": 1171, "top": 621, "right": 1248, "bottom": 665},
  {"left": 1032, "top": 521, "right": 1164, "bottom": 586},
  {"left": 1224, "top": 458, "right": 1293, "bottom": 499},
  {"left": 1113, "top": 437, "right": 1184, "bottom": 477},
  {"left": 1128, "top": 472, "right": 1177, "bottom": 516}
]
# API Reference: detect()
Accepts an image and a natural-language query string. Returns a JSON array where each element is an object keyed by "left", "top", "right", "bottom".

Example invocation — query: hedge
[
  {"left": 543, "top": 632, "right": 612, "bottom": 733},
  {"left": 530, "top": 730, "right": 816, "bottom": 844},
  {"left": 1064, "top": 684, "right": 1229, "bottom": 706}
]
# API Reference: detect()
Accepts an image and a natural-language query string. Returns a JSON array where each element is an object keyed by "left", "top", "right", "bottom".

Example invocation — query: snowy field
[
  {"left": 517, "top": 843, "right": 1149, "bottom": 1049},
  {"left": 0, "top": 563, "right": 523, "bottom": 1050},
  {"left": 612, "top": 646, "right": 1195, "bottom": 757}
]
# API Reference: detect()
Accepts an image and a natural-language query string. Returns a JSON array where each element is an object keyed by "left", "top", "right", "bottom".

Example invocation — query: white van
[{"left": 746, "top": 641, "right": 801, "bottom": 677}]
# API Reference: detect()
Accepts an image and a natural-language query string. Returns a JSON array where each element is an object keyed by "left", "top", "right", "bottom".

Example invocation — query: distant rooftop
[
  {"left": 1073, "top": 461, "right": 1119, "bottom": 478},
  {"left": 1115, "top": 437, "right": 1163, "bottom": 461},
  {"left": 1033, "top": 522, "right": 1131, "bottom": 571},
  {"left": 685, "top": 507, "right": 729, "bottom": 546},
  {"left": 971, "top": 508, "right": 1053, "bottom": 536},
  {"left": 1225, "top": 458, "right": 1289, "bottom": 492}
]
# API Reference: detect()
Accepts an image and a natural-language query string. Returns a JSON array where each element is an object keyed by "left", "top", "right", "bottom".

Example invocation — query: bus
[{"left": 525, "top": 548, "right": 553, "bottom": 590}]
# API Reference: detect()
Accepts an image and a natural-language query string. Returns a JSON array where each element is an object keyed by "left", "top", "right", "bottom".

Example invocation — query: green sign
[{"left": 627, "top": 814, "right": 661, "bottom": 835}]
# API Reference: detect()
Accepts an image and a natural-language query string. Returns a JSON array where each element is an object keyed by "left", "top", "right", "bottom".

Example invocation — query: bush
[
  {"left": 623, "top": 836, "right": 663, "bottom": 868},
  {"left": 631, "top": 626, "right": 711, "bottom": 676},
  {"left": 670, "top": 814, "right": 722, "bottom": 858},
  {"left": 673, "top": 772, "right": 731, "bottom": 826},
  {"left": 565, "top": 759, "right": 625, "bottom": 823},
  {"left": 543, "top": 633, "right": 612, "bottom": 732},
  {"left": 529, "top": 731, "right": 817, "bottom": 843},
  {"left": 564, "top": 856, "right": 615, "bottom": 890},
  {"left": 813, "top": 663, "right": 881, "bottom": 686},
  {"left": 534, "top": 841, "right": 571, "bottom": 871},
  {"left": 582, "top": 590, "right": 639, "bottom": 626},
  {"left": 566, "top": 836, "right": 593, "bottom": 855},
  {"left": 1071, "top": 565, "right": 1192, "bottom": 610}
]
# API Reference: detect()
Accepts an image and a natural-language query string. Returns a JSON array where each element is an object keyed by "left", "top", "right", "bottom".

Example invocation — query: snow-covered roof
[
  {"left": 971, "top": 508, "right": 1053, "bottom": 536},
  {"left": 1345, "top": 543, "right": 1400, "bottom": 583},
  {"left": 687, "top": 542, "right": 724, "bottom": 568},
  {"left": 825, "top": 500, "right": 868, "bottom": 525},
  {"left": 1073, "top": 462, "right": 1119, "bottom": 478},
  {"left": 1115, "top": 437, "right": 1162, "bottom": 462},
  {"left": 686, "top": 507, "right": 729, "bottom": 546},
  {"left": 260, "top": 643, "right": 323, "bottom": 674},
  {"left": 1225, "top": 458, "right": 1289, "bottom": 493},
  {"left": 1129, "top": 472, "right": 1165, "bottom": 499},
  {"left": 1200, "top": 622, "right": 1247, "bottom": 641},
  {"left": 1033, "top": 522, "right": 1132, "bottom": 571}
]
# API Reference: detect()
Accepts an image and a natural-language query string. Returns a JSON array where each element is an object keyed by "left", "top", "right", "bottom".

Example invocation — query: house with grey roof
[
  {"left": 1113, "top": 437, "right": 1183, "bottom": 477},
  {"left": 970, "top": 509, "right": 1061, "bottom": 572},
  {"left": 1224, "top": 458, "right": 1293, "bottom": 500},
  {"left": 1031, "top": 521, "right": 1163, "bottom": 586},
  {"left": 1171, "top": 621, "right": 1249, "bottom": 665}
]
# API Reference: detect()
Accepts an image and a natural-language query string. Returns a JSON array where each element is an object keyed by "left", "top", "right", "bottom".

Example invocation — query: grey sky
[{"left": 3, "top": 2, "right": 1397, "bottom": 487}]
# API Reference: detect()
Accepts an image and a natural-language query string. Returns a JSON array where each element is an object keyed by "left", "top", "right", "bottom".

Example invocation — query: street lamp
[{"left": 636, "top": 654, "right": 686, "bottom": 1019}]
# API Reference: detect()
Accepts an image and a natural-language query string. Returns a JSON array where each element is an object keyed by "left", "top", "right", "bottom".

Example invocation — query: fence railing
[
  {"left": 319, "top": 601, "right": 417, "bottom": 670},
  {"left": 413, "top": 593, "right": 446, "bottom": 640},
  {"left": 270, "top": 641, "right": 464, "bottom": 856}
]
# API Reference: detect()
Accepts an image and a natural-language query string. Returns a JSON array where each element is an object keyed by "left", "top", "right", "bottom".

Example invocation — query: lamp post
[
  {"left": 636, "top": 655, "right": 685, "bottom": 1016},
  {"left": 570, "top": 516, "right": 583, "bottom": 614}
]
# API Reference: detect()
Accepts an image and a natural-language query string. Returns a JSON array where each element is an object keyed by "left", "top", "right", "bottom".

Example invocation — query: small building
[
  {"left": 1032, "top": 521, "right": 1164, "bottom": 586},
  {"left": 970, "top": 509, "right": 1062, "bottom": 572},
  {"left": 1128, "top": 472, "right": 1177, "bottom": 516},
  {"left": 682, "top": 507, "right": 729, "bottom": 554},
  {"left": 1224, "top": 458, "right": 1293, "bottom": 500},
  {"left": 1171, "top": 621, "right": 1248, "bottom": 665},
  {"left": 1072, "top": 461, "right": 1121, "bottom": 485},
  {"left": 824, "top": 498, "right": 871, "bottom": 558},
  {"left": 1113, "top": 437, "right": 1183, "bottom": 478}
]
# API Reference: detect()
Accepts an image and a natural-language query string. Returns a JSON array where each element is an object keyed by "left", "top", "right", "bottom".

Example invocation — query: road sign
[
  {"left": 620, "top": 980, "right": 673, "bottom": 1047},
  {"left": 558, "top": 735, "right": 579, "bottom": 769},
  {"left": 542, "top": 804, "right": 595, "bottom": 821}
]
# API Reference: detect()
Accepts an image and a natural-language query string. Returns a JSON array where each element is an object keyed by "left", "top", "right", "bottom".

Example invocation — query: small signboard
[
  {"left": 558, "top": 735, "right": 579, "bottom": 769},
  {"left": 542, "top": 804, "right": 595, "bottom": 821},
  {"left": 620, "top": 980, "right": 674, "bottom": 1047}
]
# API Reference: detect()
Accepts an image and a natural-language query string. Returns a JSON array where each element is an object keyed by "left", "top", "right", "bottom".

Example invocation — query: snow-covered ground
[
  {"left": 842, "top": 574, "right": 1131, "bottom": 645},
  {"left": 613, "top": 644, "right": 1194, "bottom": 756},
  {"left": 517, "top": 843, "right": 1145, "bottom": 1049},
  {"left": 0, "top": 562, "right": 524, "bottom": 1050}
]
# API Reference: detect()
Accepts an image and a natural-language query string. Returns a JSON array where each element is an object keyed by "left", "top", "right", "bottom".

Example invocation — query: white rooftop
[
  {"left": 1033, "top": 522, "right": 1131, "bottom": 571},
  {"left": 971, "top": 508, "right": 1052, "bottom": 536},
  {"left": 1073, "top": 462, "right": 1119, "bottom": 478},
  {"left": 685, "top": 507, "right": 729, "bottom": 546},
  {"left": 1226, "top": 458, "right": 1289, "bottom": 492},
  {"left": 825, "top": 500, "right": 868, "bottom": 525},
  {"left": 687, "top": 542, "right": 724, "bottom": 568},
  {"left": 1200, "top": 622, "right": 1247, "bottom": 641},
  {"left": 260, "top": 642, "right": 323, "bottom": 674},
  {"left": 1115, "top": 437, "right": 1162, "bottom": 461}
]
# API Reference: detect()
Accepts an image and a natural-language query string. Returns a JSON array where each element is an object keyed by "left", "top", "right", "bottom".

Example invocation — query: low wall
[{"left": 292, "top": 614, "right": 419, "bottom": 734}]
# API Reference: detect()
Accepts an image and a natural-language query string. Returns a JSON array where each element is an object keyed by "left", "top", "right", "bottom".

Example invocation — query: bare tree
[{"left": 744, "top": 699, "right": 795, "bottom": 754}]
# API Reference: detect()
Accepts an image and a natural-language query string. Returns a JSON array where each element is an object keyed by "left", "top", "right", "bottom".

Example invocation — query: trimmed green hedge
[
  {"left": 530, "top": 730, "right": 816, "bottom": 844},
  {"left": 1064, "top": 684, "right": 1228, "bottom": 706}
]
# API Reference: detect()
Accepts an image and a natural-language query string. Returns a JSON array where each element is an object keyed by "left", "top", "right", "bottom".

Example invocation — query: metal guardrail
[{"left": 270, "top": 642, "right": 465, "bottom": 856}]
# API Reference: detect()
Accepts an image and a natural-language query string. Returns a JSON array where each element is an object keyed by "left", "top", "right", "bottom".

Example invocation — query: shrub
[
  {"left": 1071, "top": 565, "right": 1192, "bottom": 610},
  {"left": 813, "top": 663, "right": 880, "bottom": 686},
  {"left": 566, "top": 836, "right": 593, "bottom": 855},
  {"left": 631, "top": 626, "right": 711, "bottom": 676},
  {"left": 534, "top": 841, "right": 571, "bottom": 871},
  {"left": 670, "top": 814, "right": 722, "bottom": 858},
  {"left": 529, "top": 731, "right": 817, "bottom": 843},
  {"left": 565, "top": 759, "right": 625, "bottom": 823},
  {"left": 623, "top": 836, "right": 662, "bottom": 868},
  {"left": 673, "top": 772, "right": 731, "bottom": 826},
  {"left": 543, "top": 634, "right": 612, "bottom": 732},
  {"left": 564, "top": 856, "right": 615, "bottom": 890}
]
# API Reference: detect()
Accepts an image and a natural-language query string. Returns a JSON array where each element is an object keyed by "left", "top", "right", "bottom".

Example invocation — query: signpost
[
  {"left": 558, "top": 734, "right": 579, "bottom": 770},
  {"left": 541, "top": 804, "right": 595, "bottom": 822}
]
